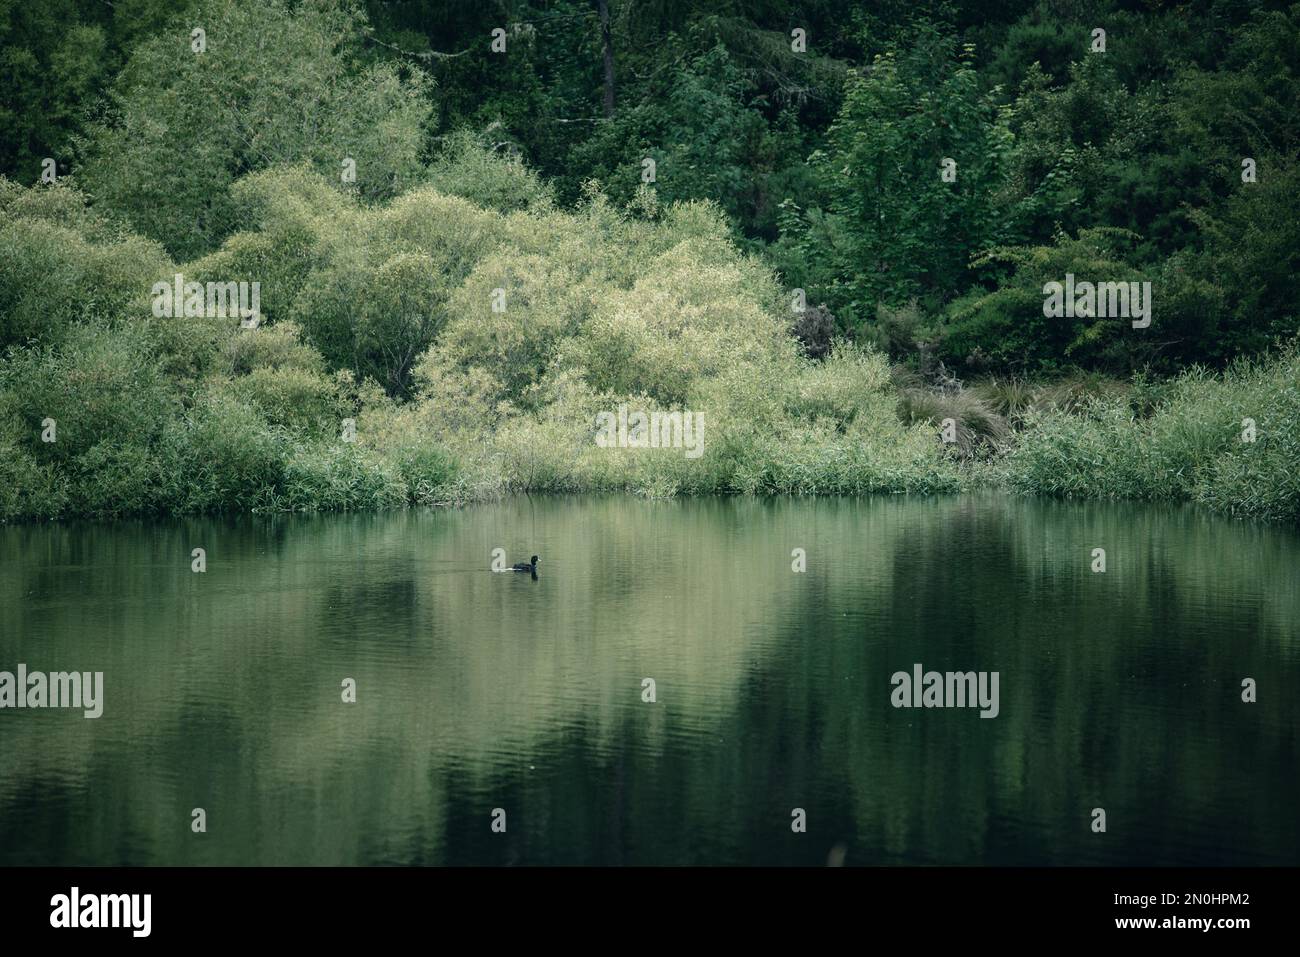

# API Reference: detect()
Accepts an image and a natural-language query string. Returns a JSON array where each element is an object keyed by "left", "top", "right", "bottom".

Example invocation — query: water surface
[{"left": 1, "top": 494, "right": 1297, "bottom": 865}]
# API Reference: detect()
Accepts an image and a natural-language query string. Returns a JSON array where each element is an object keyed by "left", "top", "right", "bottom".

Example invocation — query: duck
[{"left": 511, "top": 555, "right": 539, "bottom": 573}]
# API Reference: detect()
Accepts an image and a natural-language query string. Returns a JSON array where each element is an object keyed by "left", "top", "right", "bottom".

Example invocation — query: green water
[{"left": 1, "top": 494, "right": 1297, "bottom": 865}]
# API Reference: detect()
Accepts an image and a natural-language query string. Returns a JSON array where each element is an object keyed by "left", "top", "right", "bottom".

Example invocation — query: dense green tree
[
  {"left": 938, "top": 227, "right": 1153, "bottom": 372},
  {"left": 0, "top": 0, "right": 202, "bottom": 183},
  {"left": 775, "top": 25, "right": 1015, "bottom": 328}
]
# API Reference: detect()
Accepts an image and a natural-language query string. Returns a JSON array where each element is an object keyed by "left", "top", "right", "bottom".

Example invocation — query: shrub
[
  {"left": 156, "top": 393, "right": 287, "bottom": 513},
  {"left": 279, "top": 442, "right": 407, "bottom": 512},
  {"left": 223, "top": 366, "right": 346, "bottom": 435},
  {"left": 68, "top": 440, "right": 160, "bottom": 518},
  {"left": 424, "top": 131, "right": 555, "bottom": 213},
  {"left": 0, "top": 182, "right": 170, "bottom": 349},
  {"left": 220, "top": 321, "right": 324, "bottom": 377},
  {"left": 895, "top": 386, "right": 1010, "bottom": 458},
  {"left": 0, "top": 326, "right": 174, "bottom": 465},
  {"left": 0, "top": 438, "right": 68, "bottom": 522},
  {"left": 790, "top": 303, "right": 836, "bottom": 360}
]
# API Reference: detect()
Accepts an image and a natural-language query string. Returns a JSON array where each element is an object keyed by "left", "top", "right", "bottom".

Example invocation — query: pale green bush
[
  {"left": 424, "top": 132, "right": 555, "bottom": 213},
  {"left": 0, "top": 183, "right": 170, "bottom": 348},
  {"left": 220, "top": 321, "right": 324, "bottom": 377},
  {"left": 0, "top": 327, "right": 174, "bottom": 465},
  {"left": 438, "top": 252, "right": 593, "bottom": 408},
  {"left": 222, "top": 365, "right": 346, "bottom": 435}
]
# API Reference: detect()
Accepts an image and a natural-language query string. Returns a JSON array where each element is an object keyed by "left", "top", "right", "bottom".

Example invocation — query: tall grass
[{"left": 1003, "top": 343, "right": 1300, "bottom": 523}]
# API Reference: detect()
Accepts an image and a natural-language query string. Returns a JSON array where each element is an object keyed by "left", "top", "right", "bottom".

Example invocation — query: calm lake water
[{"left": 1, "top": 494, "right": 1297, "bottom": 866}]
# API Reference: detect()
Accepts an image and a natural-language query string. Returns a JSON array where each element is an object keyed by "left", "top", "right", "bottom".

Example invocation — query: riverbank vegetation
[{"left": 0, "top": 0, "right": 1296, "bottom": 523}]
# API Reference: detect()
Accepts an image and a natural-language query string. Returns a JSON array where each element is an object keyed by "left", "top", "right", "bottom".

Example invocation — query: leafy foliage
[{"left": 0, "top": 0, "right": 1296, "bottom": 523}]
